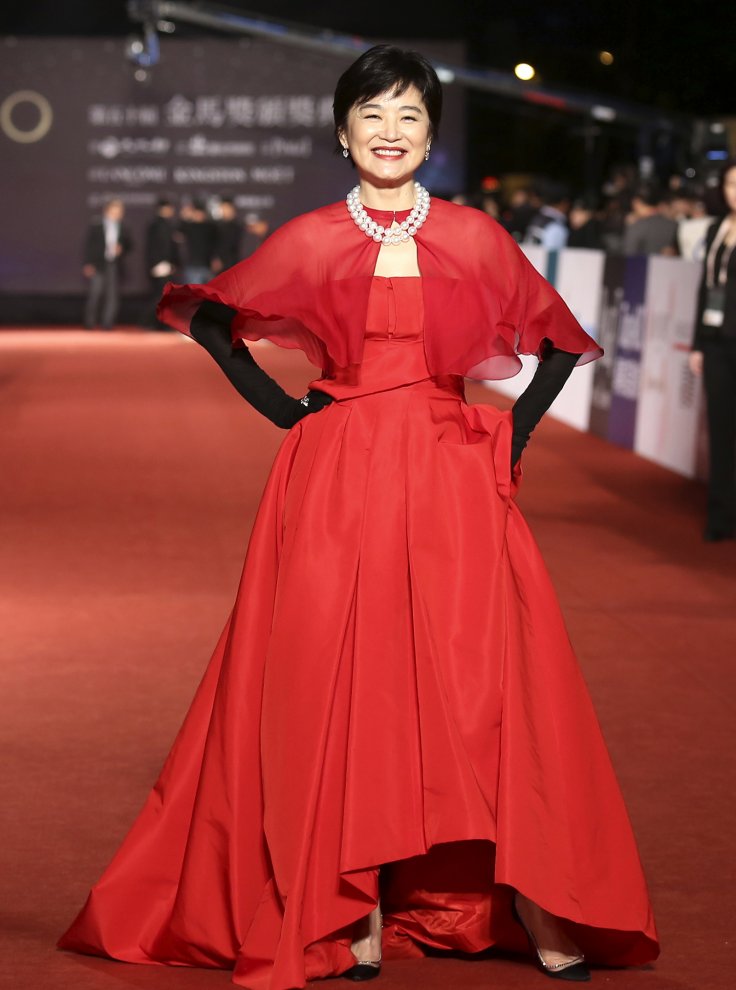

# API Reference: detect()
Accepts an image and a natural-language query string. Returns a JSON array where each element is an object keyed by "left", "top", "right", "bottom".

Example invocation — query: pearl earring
[
  {"left": 425, "top": 146, "right": 431, "bottom": 161},
  {"left": 342, "top": 147, "right": 349, "bottom": 158}
]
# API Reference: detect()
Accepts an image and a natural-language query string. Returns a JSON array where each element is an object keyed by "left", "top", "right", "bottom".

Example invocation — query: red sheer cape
[{"left": 157, "top": 198, "right": 601, "bottom": 381}]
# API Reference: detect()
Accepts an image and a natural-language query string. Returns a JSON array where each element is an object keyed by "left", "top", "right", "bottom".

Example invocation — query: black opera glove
[
  {"left": 190, "top": 300, "right": 334, "bottom": 429},
  {"left": 510, "top": 348, "right": 581, "bottom": 468}
]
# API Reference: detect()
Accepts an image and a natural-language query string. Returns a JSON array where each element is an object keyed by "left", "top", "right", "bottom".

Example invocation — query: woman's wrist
[{"left": 281, "top": 390, "right": 335, "bottom": 429}]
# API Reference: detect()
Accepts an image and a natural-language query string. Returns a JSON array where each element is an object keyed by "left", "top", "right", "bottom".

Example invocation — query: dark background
[
  {"left": 0, "top": 36, "right": 464, "bottom": 294},
  {"left": 1, "top": 0, "right": 733, "bottom": 316},
  {"left": 4, "top": 0, "right": 732, "bottom": 112},
  {"left": 3, "top": 0, "right": 734, "bottom": 189}
]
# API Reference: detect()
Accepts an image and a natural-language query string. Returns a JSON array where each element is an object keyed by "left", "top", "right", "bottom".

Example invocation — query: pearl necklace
[{"left": 346, "top": 181, "right": 430, "bottom": 245}]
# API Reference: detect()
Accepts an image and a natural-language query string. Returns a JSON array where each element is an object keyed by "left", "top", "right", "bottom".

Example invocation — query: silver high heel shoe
[
  {"left": 342, "top": 905, "right": 382, "bottom": 982},
  {"left": 512, "top": 893, "right": 591, "bottom": 982}
]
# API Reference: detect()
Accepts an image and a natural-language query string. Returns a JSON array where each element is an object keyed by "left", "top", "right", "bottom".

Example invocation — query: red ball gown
[{"left": 58, "top": 199, "right": 659, "bottom": 988}]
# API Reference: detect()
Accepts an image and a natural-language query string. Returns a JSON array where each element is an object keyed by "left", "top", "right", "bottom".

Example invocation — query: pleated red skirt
[{"left": 58, "top": 277, "right": 659, "bottom": 988}]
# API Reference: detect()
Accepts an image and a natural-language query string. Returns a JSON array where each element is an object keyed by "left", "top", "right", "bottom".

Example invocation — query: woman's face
[
  {"left": 723, "top": 167, "right": 736, "bottom": 213},
  {"left": 339, "top": 84, "right": 431, "bottom": 187}
]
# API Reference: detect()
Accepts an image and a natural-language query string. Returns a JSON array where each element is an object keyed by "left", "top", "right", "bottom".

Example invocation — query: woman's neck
[{"left": 357, "top": 177, "right": 417, "bottom": 212}]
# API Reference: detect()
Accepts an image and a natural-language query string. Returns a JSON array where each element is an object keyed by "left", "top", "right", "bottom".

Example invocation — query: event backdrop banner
[
  {"left": 551, "top": 248, "right": 605, "bottom": 431},
  {"left": 487, "top": 247, "right": 706, "bottom": 480},
  {"left": 489, "top": 245, "right": 551, "bottom": 404},
  {"left": 607, "top": 255, "right": 648, "bottom": 449},
  {"left": 634, "top": 256, "right": 704, "bottom": 477},
  {"left": 589, "top": 253, "right": 626, "bottom": 441},
  {"left": 0, "top": 36, "right": 464, "bottom": 294},
  {"left": 491, "top": 246, "right": 604, "bottom": 432}
]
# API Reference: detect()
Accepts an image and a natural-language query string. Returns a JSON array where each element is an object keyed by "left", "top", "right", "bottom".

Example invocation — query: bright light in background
[
  {"left": 436, "top": 67, "right": 455, "bottom": 83},
  {"left": 599, "top": 51, "right": 614, "bottom": 65},
  {"left": 514, "top": 63, "right": 535, "bottom": 81},
  {"left": 592, "top": 105, "right": 616, "bottom": 121}
]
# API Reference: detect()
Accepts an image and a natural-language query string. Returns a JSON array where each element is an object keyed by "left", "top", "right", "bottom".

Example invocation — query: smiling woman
[
  {"left": 58, "top": 43, "right": 658, "bottom": 990},
  {"left": 333, "top": 44, "right": 440, "bottom": 168},
  {"left": 334, "top": 47, "right": 439, "bottom": 276},
  {"left": 338, "top": 86, "right": 431, "bottom": 178}
]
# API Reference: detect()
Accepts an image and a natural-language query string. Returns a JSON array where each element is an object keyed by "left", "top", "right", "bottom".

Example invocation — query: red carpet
[{"left": 1, "top": 329, "right": 733, "bottom": 990}]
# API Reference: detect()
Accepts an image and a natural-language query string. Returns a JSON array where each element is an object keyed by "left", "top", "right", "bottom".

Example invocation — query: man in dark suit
[
  {"left": 179, "top": 199, "right": 216, "bottom": 284},
  {"left": 82, "top": 199, "right": 133, "bottom": 329},
  {"left": 212, "top": 197, "right": 243, "bottom": 274},
  {"left": 144, "top": 197, "right": 180, "bottom": 329}
]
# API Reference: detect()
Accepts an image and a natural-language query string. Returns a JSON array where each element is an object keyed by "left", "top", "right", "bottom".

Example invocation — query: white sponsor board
[
  {"left": 487, "top": 247, "right": 603, "bottom": 433},
  {"left": 634, "top": 256, "right": 704, "bottom": 477},
  {"left": 484, "top": 248, "right": 708, "bottom": 479},
  {"left": 549, "top": 249, "right": 605, "bottom": 431},
  {"left": 487, "top": 245, "right": 547, "bottom": 403}
]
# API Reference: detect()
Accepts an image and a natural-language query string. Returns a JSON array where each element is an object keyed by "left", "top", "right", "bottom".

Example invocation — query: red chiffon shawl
[{"left": 158, "top": 197, "right": 601, "bottom": 380}]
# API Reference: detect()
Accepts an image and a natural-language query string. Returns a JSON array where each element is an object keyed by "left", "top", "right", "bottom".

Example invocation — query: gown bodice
[
  {"left": 310, "top": 276, "right": 464, "bottom": 400},
  {"left": 364, "top": 276, "right": 424, "bottom": 342}
]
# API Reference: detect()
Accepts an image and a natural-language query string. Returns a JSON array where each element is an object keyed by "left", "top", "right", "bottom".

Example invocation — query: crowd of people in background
[
  {"left": 83, "top": 165, "right": 722, "bottom": 331},
  {"left": 81, "top": 197, "right": 270, "bottom": 331},
  {"left": 448, "top": 164, "right": 720, "bottom": 262},
  {"left": 79, "top": 160, "right": 736, "bottom": 546}
]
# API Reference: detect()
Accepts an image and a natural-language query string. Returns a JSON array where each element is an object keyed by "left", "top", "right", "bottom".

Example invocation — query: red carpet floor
[{"left": 1, "top": 329, "right": 733, "bottom": 990}]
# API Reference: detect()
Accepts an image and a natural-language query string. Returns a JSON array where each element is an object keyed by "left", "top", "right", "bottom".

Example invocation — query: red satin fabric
[
  {"left": 157, "top": 197, "right": 602, "bottom": 381},
  {"left": 59, "top": 275, "right": 658, "bottom": 987}
]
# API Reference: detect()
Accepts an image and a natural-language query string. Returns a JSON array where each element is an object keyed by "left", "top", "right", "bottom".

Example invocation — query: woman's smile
[{"left": 371, "top": 147, "right": 408, "bottom": 159}]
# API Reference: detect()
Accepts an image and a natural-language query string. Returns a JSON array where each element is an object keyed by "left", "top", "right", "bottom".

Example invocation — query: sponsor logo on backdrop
[
  {"left": 590, "top": 254, "right": 626, "bottom": 440},
  {"left": 1, "top": 37, "right": 464, "bottom": 294},
  {"left": 634, "top": 257, "right": 704, "bottom": 477},
  {"left": 491, "top": 247, "right": 706, "bottom": 478},
  {"left": 608, "top": 256, "right": 647, "bottom": 449},
  {"left": 0, "top": 89, "right": 53, "bottom": 143}
]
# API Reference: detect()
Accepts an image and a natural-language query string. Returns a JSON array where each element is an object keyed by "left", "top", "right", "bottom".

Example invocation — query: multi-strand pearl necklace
[{"left": 346, "top": 181, "right": 431, "bottom": 245}]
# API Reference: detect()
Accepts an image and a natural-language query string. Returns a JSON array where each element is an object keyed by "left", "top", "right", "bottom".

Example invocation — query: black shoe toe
[{"left": 341, "top": 962, "right": 381, "bottom": 981}]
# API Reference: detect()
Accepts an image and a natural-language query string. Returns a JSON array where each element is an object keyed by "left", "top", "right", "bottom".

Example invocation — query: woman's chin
[{"left": 357, "top": 163, "right": 419, "bottom": 187}]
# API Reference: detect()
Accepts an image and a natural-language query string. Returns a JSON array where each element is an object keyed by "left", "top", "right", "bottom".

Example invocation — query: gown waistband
[{"left": 309, "top": 372, "right": 466, "bottom": 403}]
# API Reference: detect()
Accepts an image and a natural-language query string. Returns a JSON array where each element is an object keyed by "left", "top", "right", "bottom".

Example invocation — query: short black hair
[
  {"left": 157, "top": 196, "right": 173, "bottom": 208},
  {"left": 333, "top": 44, "right": 442, "bottom": 155},
  {"left": 719, "top": 158, "right": 736, "bottom": 191},
  {"left": 633, "top": 184, "right": 663, "bottom": 208},
  {"left": 572, "top": 195, "right": 599, "bottom": 212},
  {"left": 531, "top": 178, "right": 571, "bottom": 207},
  {"left": 706, "top": 157, "right": 736, "bottom": 215}
]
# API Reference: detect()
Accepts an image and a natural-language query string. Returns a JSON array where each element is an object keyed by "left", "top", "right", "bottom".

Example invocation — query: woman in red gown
[{"left": 58, "top": 46, "right": 659, "bottom": 988}]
